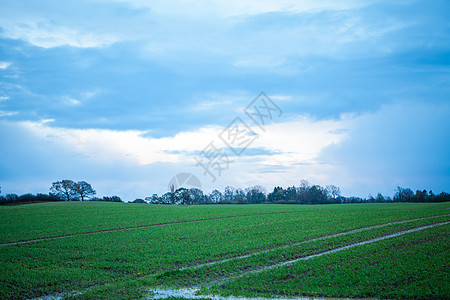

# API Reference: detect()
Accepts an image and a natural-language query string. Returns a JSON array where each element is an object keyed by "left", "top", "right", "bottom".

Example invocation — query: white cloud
[
  {"left": 17, "top": 121, "right": 218, "bottom": 165},
  {"left": 194, "top": 115, "right": 351, "bottom": 193},
  {"left": 0, "top": 96, "right": 9, "bottom": 102},
  {"left": 0, "top": 62, "right": 12, "bottom": 69},
  {"left": 253, "top": 116, "right": 350, "bottom": 164},
  {"left": 115, "top": 0, "right": 373, "bottom": 17},
  {"left": 109, "top": 0, "right": 402, "bottom": 69},
  {"left": 193, "top": 100, "right": 233, "bottom": 112},
  {"left": 6, "top": 114, "right": 349, "bottom": 169},
  {"left": 66, "top": 98, "right": 81, "bottom": 105},
  {"left": 61, "top": 89, "right": 102, "bottom": 106},
  {"left": 319, "top": 101, "right": 450, "bottom": 197},
  {"left": 191, "top": 92, "right": 249, "bottom": 112},
  {"left": 0, "top": 110, "right": 18, "bottom": 117},
  {"left": 4, "top": 102, "right": 448, "bottom": 198},
  {"left": 0, "top": 21, "right": 119, "bottom": 48},
  {"left": 0, "top": 0, "right": 407, "bottom": 64},
  {"left": 232, "top": 56, "right": 285, "bottom": 69},
  {"left": 270, "top": 95, "right": 292, "bottom": 102},
  {"left": 0, "top": 114, "right": 350, "bottom": 198}
]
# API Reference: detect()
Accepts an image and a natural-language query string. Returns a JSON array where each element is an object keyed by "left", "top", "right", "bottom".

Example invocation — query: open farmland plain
[{"left": 0, "top": 202, "right": 448, "bottom": 299}]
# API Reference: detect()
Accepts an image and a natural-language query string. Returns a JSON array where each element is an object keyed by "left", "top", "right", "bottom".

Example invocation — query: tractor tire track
[
  {"left": 36, "top": 215, "right": 449, "bottom": 300},
  {"left": 183, "top": 214, "right": 450, "bottom": 270},
  {"left": 211, "top": 221, "right": 450, "bottom": 287},
  {"left": 149, "top": 221, "right": 449, "bottom": 299}
]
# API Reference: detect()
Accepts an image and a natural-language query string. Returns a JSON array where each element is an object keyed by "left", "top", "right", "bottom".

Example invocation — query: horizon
[
  {"left": 0, "top": 176, "right": 447, "bottom": 202},
  {"left": 1, "top": 0, "right": 449, "bottom": 201}
]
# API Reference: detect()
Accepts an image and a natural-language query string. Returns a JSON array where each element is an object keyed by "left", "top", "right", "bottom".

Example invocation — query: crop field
[{"left": 0, "top": 202, "right": 449, "bottom": 299}]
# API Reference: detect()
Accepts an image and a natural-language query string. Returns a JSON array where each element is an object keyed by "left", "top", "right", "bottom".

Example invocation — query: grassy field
[{"left": 0, "top": 202, "right": 448, "bottom": 299}]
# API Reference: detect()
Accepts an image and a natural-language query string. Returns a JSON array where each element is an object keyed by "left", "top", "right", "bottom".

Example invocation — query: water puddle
[
  {"left": 32, "top": 290, "right": 81, "bottom": 300},
  {"left": 149, "top": 287, "right": 363, "bottom": 300}
]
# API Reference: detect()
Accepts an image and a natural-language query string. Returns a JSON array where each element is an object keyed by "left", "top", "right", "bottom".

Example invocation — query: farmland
[{"left": 0, "top": 202, "right": 449, "bottom": 299}]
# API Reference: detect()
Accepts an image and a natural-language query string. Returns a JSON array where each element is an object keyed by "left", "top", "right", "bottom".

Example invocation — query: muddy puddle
[{"left": 148, "top": 287, "right": 364, "bottom": 300}]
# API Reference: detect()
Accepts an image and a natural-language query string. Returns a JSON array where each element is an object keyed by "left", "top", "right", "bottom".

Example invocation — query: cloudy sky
[{"left": 0, "top": 0, "right": 449, "bottom": 200}]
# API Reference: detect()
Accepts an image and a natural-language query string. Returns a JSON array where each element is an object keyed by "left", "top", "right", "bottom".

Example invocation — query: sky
[{"left": 0, "top": 0, "right": 449, "bottom": 201}]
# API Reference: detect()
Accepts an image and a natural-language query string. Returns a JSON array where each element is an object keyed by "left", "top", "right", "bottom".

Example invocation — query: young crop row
[
  {"left": 1, "top": 202, "right": 448, "bottom": 243},
  {"left": 71, "top": 217, "right": 448, "bottom": 299},
  {"left": 149, "top": 216, "right": 449, "bottom": 288},
  {"left": 1, "top": 203, "right": 448, "bottom": 299},
  {"left": 0, "top": 202, "right": 308, "bottom": 243},
  {"left": 204, "top": 224, "right": 449, "bottom": 299}
]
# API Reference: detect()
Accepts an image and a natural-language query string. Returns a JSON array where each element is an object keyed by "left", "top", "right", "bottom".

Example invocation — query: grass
[
  {"left": 206, "top": 224, "right": 449, "bottom": 299},
  {"left": 0, "top": 202, "right": 310, "bottom": 243},
  {"left": 154, "top": 216, "right": 449, "bottom": 288},
  {"left": 0, "top": 202, "right": 448, "bottom": 299}
]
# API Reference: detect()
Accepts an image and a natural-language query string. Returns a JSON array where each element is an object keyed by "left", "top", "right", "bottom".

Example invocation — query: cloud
[
  {"left": 250, "top": 116, "right": 350, "bottom": 165},
  {"left": 0, "top": 110, "right": 18, "bottom": 117},
  {"left": 61, "top": 90, "right": 101, "bottom": 106},
  {"left": 320, "top": 101, "right": 450, "bottom": 197},
  {"left": 0, "top": 62, "right": 12, "bottom": 69},
  {"left": 0, "top": 115, "right": 349, "bottom": 197},
  {"left": 10, "top": 116, "right": 345, "bottom": 167},
  {"left": 0, "top": 21, "right": 119, "bottom": 48},
  {"left": 114, "top": 0, "right": 375, "bottom": 17},
  {"left": 0, "top": 0, "right": 448, "bottom": 200},
  {"left": 0, "top": 1, "right": 151, "bottom": 49},
  {"left": 190, "top": 92, "right": 250, "bottom": 112},
  {"left": 65, "top": 97, "right": 81, "bottom": 106},
  {"left": 270, "top": 95, "right": 292, "bottom": 102}
]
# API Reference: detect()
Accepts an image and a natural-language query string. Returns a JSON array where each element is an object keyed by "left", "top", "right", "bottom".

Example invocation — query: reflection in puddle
[{"left": 149, "top": 287, "right": 351, "bottom": 300}]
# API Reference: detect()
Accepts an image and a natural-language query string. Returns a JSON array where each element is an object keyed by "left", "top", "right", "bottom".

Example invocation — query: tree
[
  {"left": 174, "top": 188, "right": 190, "bottom": 205},
  {"left": 6, "top": 194, "right": 18, "bottom": 203},
  {"left": 326, "top": 185, "right": 341, "bottom": 200},
  {"left": 102, "top": 196, "right": 123, "bottom": 202},
  {"left": 413, "top": 190, "right": 428, "bottom": 202},
  {"left": 223, "top": 186, "right": 236, "bottom": 203},
  {"left": 245, "top": 186, "right": 266, "bottom": 204},
  {"left": 376, "top": 193, "right": 385, "bottom": 202},
  {"left": 50, "top": 180, "right": 78, "bottom": 201},
  {"left": 132, "top": 199, "right": 147, "bottom": 203},
  {"left": 297, "top": 180, "right": 311, "bottom": 204},
  {"left": 146, "top": 194, "right": 162, "bottom": 204},
  {"left": 284, "top": 186, "right": 298, "bottom": 203},
  {"left": 161, "top": 192, "right": 176, "bottom": 204},
  {"left": 208, "top": 189, "right": 224, "bottom": 204},
  {"left": 268, "top": 186, "right": 285, "bottom": 203},
  {"left": 188, "top": 188, "right": 205, "bottom": 204},
  {"left": 394, "top": 186, "right": 414, "bottom": 202},
  {"left": 308, "top": 185, "right": 329, "bottom": 204},
  {"left": 234, "top": 188, "right": 246, "bottom": 204},
  {"left": 74, "top": 181, "right": 96, "bottom": 201}
]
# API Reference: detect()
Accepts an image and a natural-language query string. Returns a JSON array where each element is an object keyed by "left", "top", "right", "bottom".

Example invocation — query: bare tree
[
  {"left": 74, "top": 181, "right": 96, "bottom": 201},
  {"left": 326, "top": 185, "right": 341, "bottom": 199},
  {"left": 50, "top": 180, "right": 78, "bottom": 201}
]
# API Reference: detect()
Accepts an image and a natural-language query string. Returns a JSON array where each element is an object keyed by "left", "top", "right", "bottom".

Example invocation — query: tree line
[
  {"left": 1, "top": 180, "right": 449, "bottom": 205},
  {"left": 144, "top": 180, "right": 450, "bottom": 205},
  {"left": 0, "top": 180, "right": 122, "bottom": 205}
]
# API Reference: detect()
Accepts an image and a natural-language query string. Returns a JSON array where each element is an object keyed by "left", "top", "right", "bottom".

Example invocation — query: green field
[{"left": 0, "top": 202, "right": 449, "bottom": 299}]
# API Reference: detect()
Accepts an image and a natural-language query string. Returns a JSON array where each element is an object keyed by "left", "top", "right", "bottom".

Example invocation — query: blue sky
[{"left": 0, "top": 0, "right": 449, "bottom": 200}]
